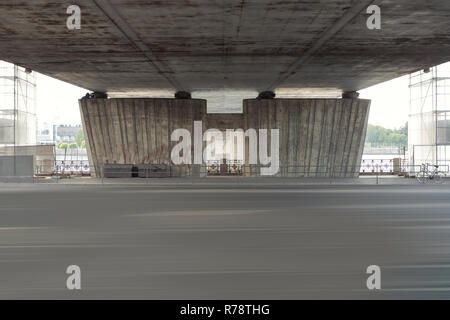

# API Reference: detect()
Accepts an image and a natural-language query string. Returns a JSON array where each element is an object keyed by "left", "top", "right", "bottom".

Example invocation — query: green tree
[
  {"left": 69, "top": 143, "right": 78, "bottom": 149},
  {"left": 397, "top": 122, "right": 408, "bottom": 136},
  {"left": 58, "top": 142, "right": 69, "bottom": 150},
  {"left": 75, "top": 129, "right": 85, "bottom": 148},
  {"left": 365, "top": 122, "right": 408, "bottom": 148}
]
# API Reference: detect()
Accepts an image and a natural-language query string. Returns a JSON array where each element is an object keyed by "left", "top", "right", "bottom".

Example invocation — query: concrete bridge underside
[{"left": 0, "top": 1, "right": 449, "bottom": 96}]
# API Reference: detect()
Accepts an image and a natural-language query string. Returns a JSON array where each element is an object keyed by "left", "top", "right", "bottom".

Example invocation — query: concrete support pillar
[
  {"left": 79, "top": 98, "right": 207, "bottom": 177},
  {"left": 80, "top": 97, "right": 370, "bottom": 178},
  {"left": 243, "top": 98, "right": 371, "bottom": 178}
]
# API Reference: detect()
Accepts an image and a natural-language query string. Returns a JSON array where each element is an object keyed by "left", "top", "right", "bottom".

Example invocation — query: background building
[
  {"left": 56, "top": 124, "right": 82, "bottom": 144},
  {"left": 36, "top": 122, "right": 55, "bottom": 145},
  {"left": 0, "top": 61, "right": 36, "bottom": 147},
  {"left": 409, "top": 62, "right": 450, "bottom": 173}
]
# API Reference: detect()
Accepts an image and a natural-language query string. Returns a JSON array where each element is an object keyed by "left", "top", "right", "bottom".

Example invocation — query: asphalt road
[{"left": 1, "top": 180, "right": 450, "bottom": 299}]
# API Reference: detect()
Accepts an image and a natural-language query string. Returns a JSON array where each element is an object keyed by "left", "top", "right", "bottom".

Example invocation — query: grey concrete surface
[
  {"left": 0, "top": 156, "right": 34, "bottom": 177},
  {"left": 0, "top": 1, "right": 449, "bottom": 95},
  {"left": 1, "top": 180, "right": 450, "bottom": 299},
  {"left": 80, "top": 98, "right": 370, "bottom": 178}
]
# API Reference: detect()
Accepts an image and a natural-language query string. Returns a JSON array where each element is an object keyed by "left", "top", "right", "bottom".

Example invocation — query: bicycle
[{"left": 416, "top": 163, "right": 444, "bottom": 184}]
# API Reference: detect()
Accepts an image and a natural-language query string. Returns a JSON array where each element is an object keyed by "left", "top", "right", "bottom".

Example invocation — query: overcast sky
[
  {"left": 36, "top": 73, "right": 87, "bottom": 127},
  {"left": 36, "top": 72, "right": 410, "bottom": 130},
  {"left": 360, "top": 74, "right": 410, "bottom": 129}
]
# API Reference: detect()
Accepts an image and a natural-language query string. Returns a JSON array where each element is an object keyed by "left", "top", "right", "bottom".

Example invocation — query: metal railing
[
  {"left": 52, "top": 161, "right": 91, "bottom": 176},
  {"left": 3, "top": 162, "right": 449, "bottom": 185},
  {"left": 360, "top": 159, "right": 409, "bottom": 175},
  {"left": 32, "top": 158, "right": 418, "bottom": 177},
  {"left": 96, "top": 163, "right": 449, "bottom": 179}
]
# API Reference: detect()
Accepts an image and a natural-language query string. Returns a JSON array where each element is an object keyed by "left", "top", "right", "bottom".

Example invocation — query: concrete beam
[
  {"left": 266, "top": 0, "right": 375, "bottom": 91},
  {"left": 92, "top": 0, "right": 185, "bottom": 91}
]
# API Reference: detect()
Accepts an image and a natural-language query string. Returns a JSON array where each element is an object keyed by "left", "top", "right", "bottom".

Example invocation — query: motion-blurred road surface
[{"left": 1, "top": 180, "right": 450, "bottom": 299}]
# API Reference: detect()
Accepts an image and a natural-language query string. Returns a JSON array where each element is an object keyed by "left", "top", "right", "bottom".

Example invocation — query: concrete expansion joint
[{"left": 342, "top": 91, "right": 360, "bottom": 99}]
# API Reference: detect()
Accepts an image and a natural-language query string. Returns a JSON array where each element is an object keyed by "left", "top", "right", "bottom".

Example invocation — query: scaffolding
[
  {"left": 0, "top": 61, "right": 37, "bottom": 146},
  {"left": 0, "top": 61, "right": 37, "bottom": 177},
  {"left": 409, "top": 62, "right": 450, "bottom": 175}
]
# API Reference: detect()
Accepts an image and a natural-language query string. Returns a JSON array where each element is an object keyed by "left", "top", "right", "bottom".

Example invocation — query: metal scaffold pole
[{"left": 13, "top": 65, "right": 17, "bottom": 176}]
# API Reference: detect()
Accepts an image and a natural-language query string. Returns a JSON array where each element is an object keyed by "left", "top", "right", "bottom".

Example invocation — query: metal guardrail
[
  {"left": 361, "top": 159, "right": 408, "bottom": 174},
  {"left": 10, "top": 161, "right": 449, "bottom": 185},
  {"left": 33, "top": 158, "right": 423, "bottom": 177},
  {"left": 44, "top": 162, "right": 450, "bottom": 178},
  {"left": 97, "top": 164, "right": 449, "bottom": 179},
  {"left": 50, "top": 161, "right": 91, "bottom": 176}
]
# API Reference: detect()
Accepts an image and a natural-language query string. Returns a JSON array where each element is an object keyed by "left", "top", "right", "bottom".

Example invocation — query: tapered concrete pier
[{"left": 80, "top": 98, "right": 370, "bottom": 178}]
